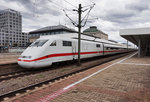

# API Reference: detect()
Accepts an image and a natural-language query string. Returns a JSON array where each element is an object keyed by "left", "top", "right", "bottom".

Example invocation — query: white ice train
[{"left": 18, "top": 33, "right": 134, "bottom": 68}]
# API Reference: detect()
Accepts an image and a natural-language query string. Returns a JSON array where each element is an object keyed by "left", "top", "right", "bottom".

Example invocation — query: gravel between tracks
[{"left": 0, "top": 53, "right": 129, "bottom": 95}]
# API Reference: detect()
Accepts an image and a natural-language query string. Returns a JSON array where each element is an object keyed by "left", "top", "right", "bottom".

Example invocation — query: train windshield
[{"left": 30, "top": 39, "right": 48, "bottom": 47}]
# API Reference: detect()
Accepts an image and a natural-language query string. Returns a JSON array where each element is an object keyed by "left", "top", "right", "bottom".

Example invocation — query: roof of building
[
  {"left": 120, "top": 27, "right": 150, "bottom": 35},
  {"left": 0, "top": 9, "right": 20, "bottom": 14},
  {"left": 83, "top": 26, "right": 107, "bottom": 35},
  {"left": 29, "top": 25, "right": 77, "bottom": 34}
]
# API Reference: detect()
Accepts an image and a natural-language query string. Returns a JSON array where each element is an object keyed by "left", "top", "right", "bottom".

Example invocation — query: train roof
[
  {"left": 39, "top": 33, "right": 128, "bottom": 47},
  {"left": 40, "top": 33, "right": 116, "bottom": 42}
]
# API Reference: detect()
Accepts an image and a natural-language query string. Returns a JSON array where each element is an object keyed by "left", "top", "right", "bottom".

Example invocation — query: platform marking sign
[{"left": 119, "top": 62, "right": 150, "bottom": 66}]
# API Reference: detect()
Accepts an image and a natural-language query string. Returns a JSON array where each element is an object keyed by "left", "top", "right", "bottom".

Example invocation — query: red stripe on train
[
  {"left": 18, "top": 51, "right": 101, "bottom": 62},
  {"left": 18, "top": 50, "right": 125, "bottom": 62}
]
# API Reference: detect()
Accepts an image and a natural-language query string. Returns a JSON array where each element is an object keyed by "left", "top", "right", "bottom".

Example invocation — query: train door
[
  {"left": 102, "top": 43, "right": 104, "bottom": 56},
  {"left": 72, "top": 41, "right": 76, "bottom": 60}
]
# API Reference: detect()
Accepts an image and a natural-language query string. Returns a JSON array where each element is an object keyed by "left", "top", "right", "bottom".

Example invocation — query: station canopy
[{"left": 119, "top": 27, "right": 150, "bottom": 45}]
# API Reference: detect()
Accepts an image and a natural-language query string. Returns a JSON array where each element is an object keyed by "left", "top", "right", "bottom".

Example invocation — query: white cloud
[
  {"left": 0, "top": 0, "right": 29, "bottom": 13},
  {"left": 0, "top": 0, "right": 150, "bottom": 44}
]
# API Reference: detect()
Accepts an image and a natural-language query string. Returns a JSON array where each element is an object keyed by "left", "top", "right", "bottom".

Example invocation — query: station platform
[
  {"left": 8, "top": 52, "right": 150, "bottom": 102},
  {"left": 0, "top": 53, "right": 20, "bottom": 64}
]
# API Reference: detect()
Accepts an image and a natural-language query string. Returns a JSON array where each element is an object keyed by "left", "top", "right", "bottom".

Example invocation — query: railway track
[
  {"left": 0, "top": 70, "right": 30, "bottom": 82},
  {"left": 0, "top": 64, "right": 29, "bottom": 82},
  {"left": 0, "top": 61, "right": 77, "bottom": 82},
  {"left": 0, "top": 64, "right": 25, "bottom": 75},
  {"left": 0, "top": 52, "right": 133, "bottom": 101},
  {"left": 0, "top": 54, "right": 110, "bottom": 82}
]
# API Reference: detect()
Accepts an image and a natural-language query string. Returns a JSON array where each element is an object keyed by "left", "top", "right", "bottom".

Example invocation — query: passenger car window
[
  {"left": 63, "top": 41, "right": 72, "bottom": 46},
  {"left": 96, "top": 44, "right": 100, "bottom": 48},
  {"left": 30, "top": 39, "right": 48, "bottom": 47},
  {"left": 50, "top": 40, "right": 56, "bottom": 46}
]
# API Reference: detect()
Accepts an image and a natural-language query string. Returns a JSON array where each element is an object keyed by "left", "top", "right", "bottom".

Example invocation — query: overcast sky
[{"left": 0, "top": 0, "right": 150, "bottom": 44}]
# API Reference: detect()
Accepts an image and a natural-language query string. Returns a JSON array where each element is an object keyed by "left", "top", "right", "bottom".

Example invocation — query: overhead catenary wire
[
  {"left": 85, "top": 18, "right": 99, "bottom": 24},
  {"left": 64, "top": 3, "right": 95, "bottom": 28},
  {"left": 33, "top": 0, "right": 64, "bottom": 17},
  {"left": 35, "top": 0, "right": 40, "bottom": 17},
  {"left": 33, "top": 0, "right": 38, "bottom": 17},
  {"left": 87, "top": 17, "right": 99, "bottom": 21},
  {"left": 90, "top": 0, "right": 95, "bottom": 5},
  {"left": 81, "top": 6, "right": 93, "bottom": 23},
  {"left": 62, "top": 0, "right": 78, "bottom": 8},
  {"left": 63, "top": 9, "right": 78, "bottom": 27},
  {"left": 82, "top": 3, "right": 95, "bottom": 8},
  {"left": 47, "top": 0, "right": 70, "bottom": 11},
  {"left": 65, "top": 12, "right": 78, "bottom": 15},
  {"left": 88, "top": 15, "right": 99, "bottom": 21},
  {"left": 80, "top": 4, "right": 95, "bottom": 27}
]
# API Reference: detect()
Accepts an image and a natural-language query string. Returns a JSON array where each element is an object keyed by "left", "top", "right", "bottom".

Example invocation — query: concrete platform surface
[
  {"left": 8, "top": 52, "right": 150, "bottom": 102},
  {"left": 0, "top": 53, "right": 20, "bottom": 64}
]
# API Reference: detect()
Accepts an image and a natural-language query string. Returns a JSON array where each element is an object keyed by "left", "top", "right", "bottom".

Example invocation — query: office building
[{"left": 0, "top": 9, "right": 28, "bottom": 47}]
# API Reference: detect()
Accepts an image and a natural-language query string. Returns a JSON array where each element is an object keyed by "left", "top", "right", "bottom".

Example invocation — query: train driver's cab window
[
  {"left": 30, "top": 39, "right": 48, "bottom": 47},
  {"left": 96, "top": 44, "right": 100, "bottom": 48},
  {"left": 63, "top": 41, "right": 72, "bottom": 46},
  {"left": 50, "top": 40, "right": 56, "bottom": 46}
]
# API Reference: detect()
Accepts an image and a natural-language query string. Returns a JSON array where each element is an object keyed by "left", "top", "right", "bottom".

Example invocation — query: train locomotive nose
[
  {"left": 17, "top": 60, "right": 34, "bottom": 68},
  {"left": 17, "top": 56, "right": 34, "bottom": 68}
]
